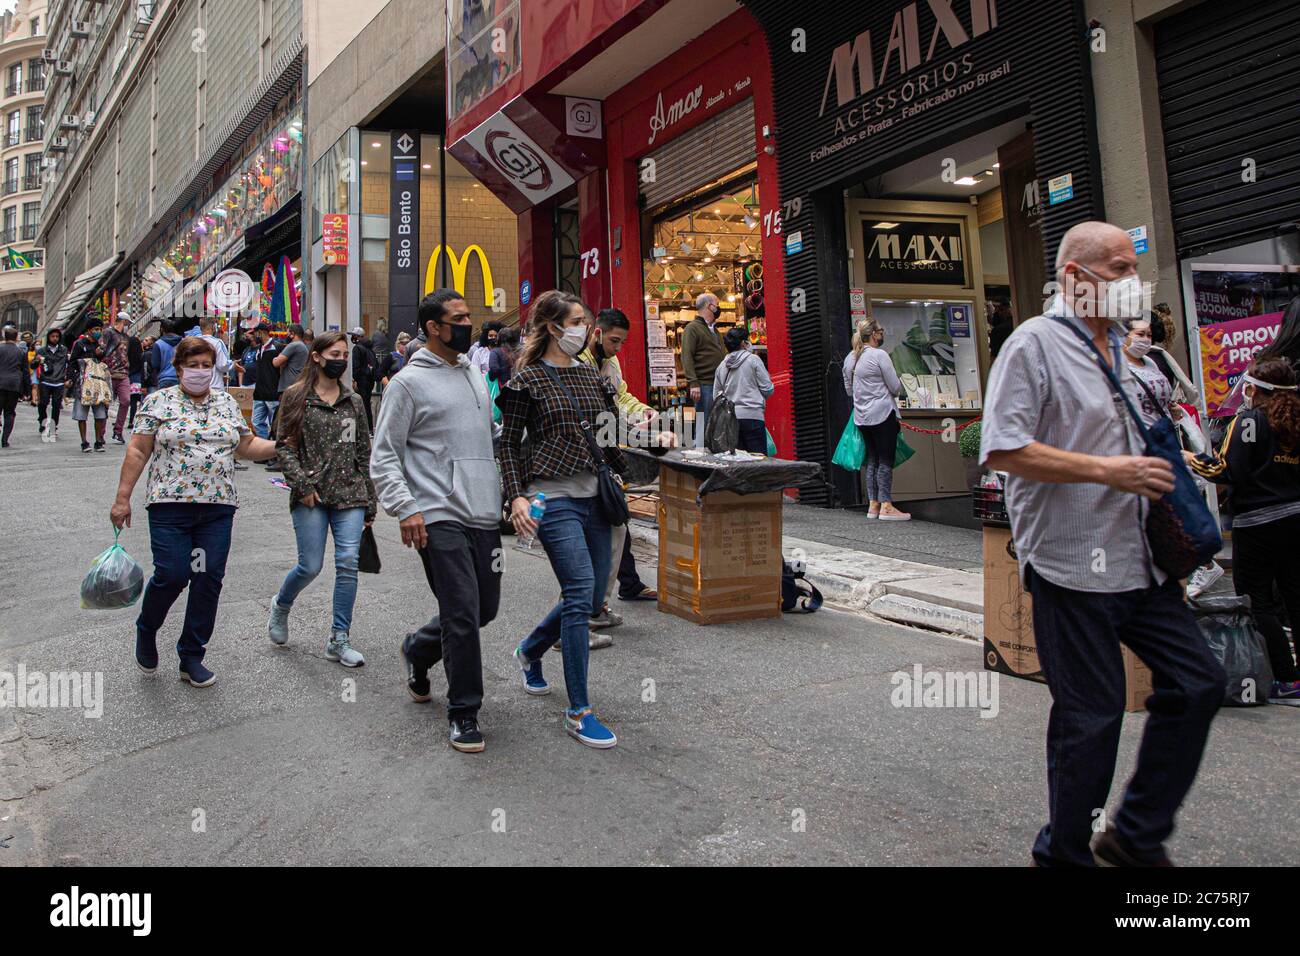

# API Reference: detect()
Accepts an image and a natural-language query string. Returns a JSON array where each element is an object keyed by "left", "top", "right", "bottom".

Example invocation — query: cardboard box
[
  {"left": 981, "top": 526, "right": 1152, "bottom": 712},
  {"left": 656, "top": 464, "right": 783, "bottom": 625},
  {"left": 227, "top": 386, "right": 254, "bottom": 427}
]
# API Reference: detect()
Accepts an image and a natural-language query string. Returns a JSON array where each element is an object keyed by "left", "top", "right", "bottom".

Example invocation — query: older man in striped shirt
[{"left": 981, "top": 221, "right": 1223, "bottom": 867}]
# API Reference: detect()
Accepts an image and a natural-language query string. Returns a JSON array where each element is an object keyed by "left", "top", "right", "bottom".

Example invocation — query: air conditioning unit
[
  {"left": 41, "top": 48, "right": 58, "bottom": 63},
  {"left": 59, "top": 114, "right": 80, "bottom": 131},
  {"left": 129, "top": 8, "right": 153, "bottom": 38},
  {"left": 82, "top": 111, "right": 96, "bottom": 130},
  {"left": 54, "top": 60, "right": 73, "bottom": 76},
  {"left": 49, "top": 136, "right": 69, "bottom": 152},
  {"left": 69, "top": 20, "right": 91, "bottom": 38},
  {"left": 40, "top": 157, "right": 54, "bottom": 169}
]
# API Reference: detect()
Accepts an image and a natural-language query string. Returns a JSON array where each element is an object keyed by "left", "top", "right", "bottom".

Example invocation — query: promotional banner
[
  {"left": 1198, "top": 311, "right": 1283, "bottom": 416},
  {"left": 389, "top": 131, "right": 421, "bottom": 340}
]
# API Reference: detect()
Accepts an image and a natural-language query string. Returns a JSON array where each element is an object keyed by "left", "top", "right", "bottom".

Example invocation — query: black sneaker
[
  {"left": 93, "top": 441, "right": 105, "bottom": 453},
  {"left": 111, "top": 432, "right": 125, "bottom": 444},
  {"left": 400, "top": 636, "right": 431, "bottom": 703},
  {"left": 1093, "top": 830, "right": 1173, "bottom": 867},
  {"left": 82, "top": 441, "right": 91, "bottom": 453},
  {"left": 449, "top": 716, "right": 485, "bottom": 753}
]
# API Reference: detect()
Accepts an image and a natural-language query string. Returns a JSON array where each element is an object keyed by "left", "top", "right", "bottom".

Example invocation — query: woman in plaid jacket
[{"left": 498, "top": 290, "right": 628, "bottom": 749}]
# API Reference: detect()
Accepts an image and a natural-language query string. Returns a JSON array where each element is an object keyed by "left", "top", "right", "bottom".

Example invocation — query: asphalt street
[{"left": 0, "top": 404, "right": 1295, "bottom": 866}]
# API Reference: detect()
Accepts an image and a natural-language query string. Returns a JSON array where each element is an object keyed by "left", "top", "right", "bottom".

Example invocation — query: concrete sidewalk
[{"left": 630, "top": 500, "right": 1234, "bottom": 642}]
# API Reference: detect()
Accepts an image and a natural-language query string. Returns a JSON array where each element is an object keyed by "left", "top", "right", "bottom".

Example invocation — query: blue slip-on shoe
[
  {"left": 514, "top": 644, "right": 549, "bottom": 695},
  {"left": 564, "top": 707, "right": 617, "bottom": 749},
  {"left": 179, "top": 660, "right": 217, "bottom": 688},
  {"left": 135, "top": 633, "right": 158, "bottom": 675}
]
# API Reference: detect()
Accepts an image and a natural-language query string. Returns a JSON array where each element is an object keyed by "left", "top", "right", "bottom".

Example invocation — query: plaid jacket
[{"left": 498, "top": 361, "right": 629, "bottom": 504}]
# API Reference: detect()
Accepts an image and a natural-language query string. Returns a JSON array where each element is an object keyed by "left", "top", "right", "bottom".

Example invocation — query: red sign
[{"left": 322, "top": 214, "right": 349, "bottom": 266}]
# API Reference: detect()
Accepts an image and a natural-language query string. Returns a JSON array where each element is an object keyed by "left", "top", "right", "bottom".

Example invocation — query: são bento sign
[{"left": 812, "top": 0, "right": 1009, "bottom": 163}]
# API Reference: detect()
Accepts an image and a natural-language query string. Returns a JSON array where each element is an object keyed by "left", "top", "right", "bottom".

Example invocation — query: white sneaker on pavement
[{"left": 1185, "top": 561, "right": 1224, "bottom": 599}]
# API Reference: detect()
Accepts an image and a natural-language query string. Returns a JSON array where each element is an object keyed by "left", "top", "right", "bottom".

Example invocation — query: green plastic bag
[
  {"left": 81, "top": 529, "right": 144, "bottom": 610},
  {"left": 765, "top": 429, "right": 777, "bottom": 457},
  {"left": 894, "top": 432, "right": 915, "bottom": 468},
  {"left": 485, "top": 373, "right": 502, "bottom": 423},
  {"left": 831, "top": 419, "right": 865, "bottom": 471}
]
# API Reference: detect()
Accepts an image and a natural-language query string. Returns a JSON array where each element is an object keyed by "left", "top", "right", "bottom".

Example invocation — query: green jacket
[
  {"left": 577, "top": 346, "right": 653, "bottom": 421},
  {"left": 680, "top": 315, "right": 725, "bottom": 387},
  {"left": 276, "top": 385, "right": 378, "bottom": 519}
]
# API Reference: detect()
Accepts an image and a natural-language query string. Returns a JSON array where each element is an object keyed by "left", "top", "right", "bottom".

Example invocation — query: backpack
[
  {"left": 154, "top": 338, "right": 177, "bottom": 385},
  {"left": 703, "top": 395, "right": 739, "bottom": 452},
  {"left": 781, "top": 559, "right": 823, "bottom": 613}
]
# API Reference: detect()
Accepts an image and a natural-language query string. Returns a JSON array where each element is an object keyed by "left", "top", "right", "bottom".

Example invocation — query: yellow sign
[{"left": 424, "top": 244, "right": 494, "bottom": 305}]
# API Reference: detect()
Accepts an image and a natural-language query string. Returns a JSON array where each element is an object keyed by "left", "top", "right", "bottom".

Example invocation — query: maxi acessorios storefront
[{"left": 741, "top": 0, "right": 1104, "bottom": 507}]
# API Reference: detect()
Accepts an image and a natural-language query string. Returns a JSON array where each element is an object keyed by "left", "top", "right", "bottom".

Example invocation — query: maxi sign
[{"left": 389, "top": 131, "right": 421, "bottom": 339}]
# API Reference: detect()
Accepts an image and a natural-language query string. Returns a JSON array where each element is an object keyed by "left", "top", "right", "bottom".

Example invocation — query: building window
[
  {"left": 30, "top": 17, "right": 39, "bottom": 37},
  {"left": 5, "top": 111, "right": 18, "bottom": 148},
  {"left": 25, "top": 105, "right": 41, "bottom": 142},
  {"left": 2, "top": 249, "right": 39, "bottom": 270},
  {"left": 3, "top": 301, "right": 37, "bottom": 333},
  {"left": 23, "top": 153, "right": 39, "bottom": 191},
  {"left": 25, "top": 60, "right": 43, "bottom": 93},
  {"left": 3, "top": 158, "right": 16, "bottom": 196},
  {"left": 21, "top": 201, "right": 38, "bottom": 239},
  {"left": 5, "top": 64, "right": 20, "bottom": 98}
]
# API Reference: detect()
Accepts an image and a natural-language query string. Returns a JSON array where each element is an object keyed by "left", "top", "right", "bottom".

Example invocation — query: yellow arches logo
[{"left": 424, "top": 244, "right": 494, "bottom": 305}]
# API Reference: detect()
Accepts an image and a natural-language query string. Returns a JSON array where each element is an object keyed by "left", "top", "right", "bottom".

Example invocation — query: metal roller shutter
[
  {"left": 1155, "top": 0, "right": 1300, "bottom": 257},
  {"left": 62, "top": 182, "right": 88, "bottom": 281},
  {"left": 154, "top": 3, "right": 198, "bottom": 204},
  {"left": 118, "top": 85, "right": 152, "bottom": 242},
  {"left": 45, "top": 217, "right": 64, "bottom": 302},
  {"left": 639, "top": 99, "right": 755, "bottom": 212},
  {"left": 88, "top": 145, "right": 117, "bottom": 265}
]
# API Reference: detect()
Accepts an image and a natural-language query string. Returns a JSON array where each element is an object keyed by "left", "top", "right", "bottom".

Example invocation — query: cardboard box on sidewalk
[
  {"left": 981, "top": 526, "right": 1152, "bottom": 712},
  {"left": 227, "top": 386, "right": 254, "bottom": 428},
  {"left": 656, "top": 464, "right": 783, "bottom": 625}
]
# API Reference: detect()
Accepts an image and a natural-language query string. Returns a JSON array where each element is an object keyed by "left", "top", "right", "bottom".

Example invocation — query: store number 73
[{"left": 581, "top": 248, "right": 601, "bottom": 278}]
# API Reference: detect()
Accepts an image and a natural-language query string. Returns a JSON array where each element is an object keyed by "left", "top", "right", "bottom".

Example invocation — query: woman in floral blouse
[
  {"left": 111, "top": 335, "right": 277, "bottom": 687},
  {"left": 266, "top": 331, "right": 377, "bottom": 667}
]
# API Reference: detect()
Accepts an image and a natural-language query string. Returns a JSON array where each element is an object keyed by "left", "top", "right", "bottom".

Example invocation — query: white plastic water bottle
[{"left": 515, "top": 493, "right": 547, "bottom": 551}]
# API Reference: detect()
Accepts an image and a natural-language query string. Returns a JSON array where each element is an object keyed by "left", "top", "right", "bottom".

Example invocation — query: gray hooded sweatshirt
[
  {"left": 713, "top": 349, "right": 774, "bottom": 421},
  {"left": 369, "top": 347, "right": 501, "bottom": 529}
]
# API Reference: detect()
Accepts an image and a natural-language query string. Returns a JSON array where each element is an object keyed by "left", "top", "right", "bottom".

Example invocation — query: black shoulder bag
[
  {"left": 540, "top": 363, "right": 629, "bottom": 526},
  {"left": 1050, "top": 316, "right": 1221, "bottom": 579}
]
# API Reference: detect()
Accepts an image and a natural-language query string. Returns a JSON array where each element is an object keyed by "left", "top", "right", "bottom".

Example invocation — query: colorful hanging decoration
[{"left": 267, "top": 256, "right": 300, "bottom": 328}]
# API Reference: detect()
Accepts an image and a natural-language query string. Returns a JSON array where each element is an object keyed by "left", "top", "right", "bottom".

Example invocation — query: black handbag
[
  {"left": 1050, "top": 317, "right": 1221, "bottom": 579},
  {"left": 358, "top": 525, "right": 381, "bottom": 574},
  {"left": 541, "top": 363, "right": 629, "bottom": 526}
]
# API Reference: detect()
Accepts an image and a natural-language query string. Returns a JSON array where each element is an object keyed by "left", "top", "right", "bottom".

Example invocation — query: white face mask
[
  {"left": 1125, "top": 337, "right": 1152, "bottom": 358},
  {"left": 556, "top": 324, "right": 588, "bottom": 357},
  {"left": 1078, "top": 266, "right": 1145, "bottom": 321}
]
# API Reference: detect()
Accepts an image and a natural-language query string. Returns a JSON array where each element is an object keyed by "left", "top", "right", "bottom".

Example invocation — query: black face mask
[
  {"left": 321, "top": 358, "right": 348, "bottom": 380},
  {"left": 436, "top": 320, "right": 473, "bottom": 354}
]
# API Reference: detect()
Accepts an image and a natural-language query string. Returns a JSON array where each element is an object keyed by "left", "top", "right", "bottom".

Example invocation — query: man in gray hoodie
[
  {"left": 713, "top": 326, "right": 774, "bottom": 454},
  {"left": 370, "top": 289, "right": 503, "bottom": 754}
]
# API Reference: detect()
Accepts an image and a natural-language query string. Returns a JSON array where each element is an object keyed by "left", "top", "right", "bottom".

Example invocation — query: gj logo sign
[
  {"left": 465, "top": 113, "right": 573, "bottom": 204},
  {"left": 486, "top": 130, "right": 552, "bottom": 192},
  {"left": 565, "top": 97, "right": 602, "bottom": 138}
]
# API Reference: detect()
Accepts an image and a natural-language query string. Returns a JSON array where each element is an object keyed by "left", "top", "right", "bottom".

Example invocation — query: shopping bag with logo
[
  {"left": 80, "top": 529, "right": 145, "bottom": 610},
  {"left": 831, "top": 419, "right": 865, "bottom": 471}
]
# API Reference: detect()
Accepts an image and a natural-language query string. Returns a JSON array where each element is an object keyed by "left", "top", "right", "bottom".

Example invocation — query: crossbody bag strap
[
  {"left": 540, "top": 362, "right": 609, "bottom": 468},
  {"left": 1048, "top": 315, "right": 1151, "bottom": 442}
]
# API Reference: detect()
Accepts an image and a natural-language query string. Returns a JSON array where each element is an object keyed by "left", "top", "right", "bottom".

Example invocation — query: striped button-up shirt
[{"left": 980, "top": 296, "right": 1162, "bottom": 592}]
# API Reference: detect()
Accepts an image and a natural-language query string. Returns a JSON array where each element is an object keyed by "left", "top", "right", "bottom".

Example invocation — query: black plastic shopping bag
[
  {"left": 358, "top": 526, "right": 381, "bottom": 574},
  {"left": 1189, "top": 594, "right": 1273, "bottom": 705}
]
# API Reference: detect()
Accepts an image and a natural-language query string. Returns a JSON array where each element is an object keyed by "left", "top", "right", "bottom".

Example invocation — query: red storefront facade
[{"left": 446, "top": 1, "right": 795, "bottom": 456}]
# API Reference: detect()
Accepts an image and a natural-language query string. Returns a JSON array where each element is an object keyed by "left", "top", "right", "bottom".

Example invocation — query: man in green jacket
[
  {"left": 578, "top": 309, "right": 664, "bottom": 621},
  {"left": 680, "top": 292, "right": 726, "bottom": 448}
]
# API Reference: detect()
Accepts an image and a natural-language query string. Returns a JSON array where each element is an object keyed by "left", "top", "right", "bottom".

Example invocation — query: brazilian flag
[{"left": 5, "top": 247, "right": 32, "bottom": 270}]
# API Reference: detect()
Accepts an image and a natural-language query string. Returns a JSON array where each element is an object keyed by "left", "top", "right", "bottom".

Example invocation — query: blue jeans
[
  {"left": 1025, "top": 566, "right": 1224, "bottom": 866},
  {"left": 252, "top": 400, "right": 279, "bottom": 440},
  {"left": 136, "top": 503, "right": 235, "bottom": 667},
  {"left": 276, "top": 505, "right": 366, "bottom": 633},
  {"left": 694, "top": 384, "right": 714, "bottom": 448},
  {"left": 518, "top": 496, "right": 612, "bottom": 710}
]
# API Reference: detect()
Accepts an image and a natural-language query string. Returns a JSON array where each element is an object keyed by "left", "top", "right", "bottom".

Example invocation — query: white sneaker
[
  {"left": 1185, "top": 562, "right": 1224, "bottom": 599},
  {"left": 40, "top": 423, "right": 50, "bottom": 442}
]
